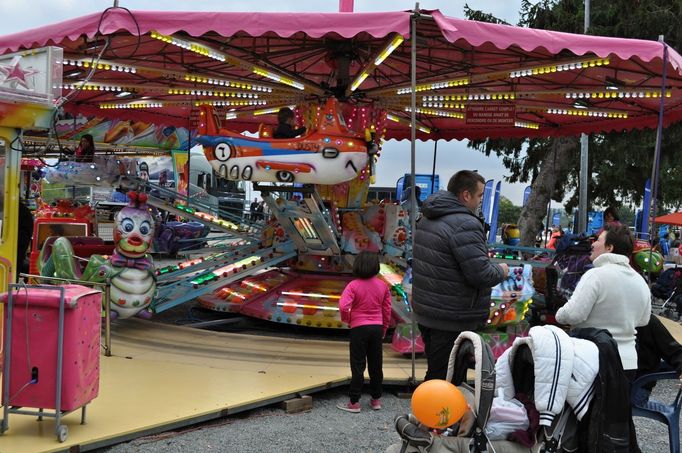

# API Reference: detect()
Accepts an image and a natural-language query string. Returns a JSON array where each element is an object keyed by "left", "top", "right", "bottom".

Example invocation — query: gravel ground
[{"left": 101, "top": 380, "right": 681, "bottom": 453}]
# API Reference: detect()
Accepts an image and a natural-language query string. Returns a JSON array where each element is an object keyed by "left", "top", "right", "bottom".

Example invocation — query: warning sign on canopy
[{"left": 465, "top": 104, "right": 515, "bottom": 125}]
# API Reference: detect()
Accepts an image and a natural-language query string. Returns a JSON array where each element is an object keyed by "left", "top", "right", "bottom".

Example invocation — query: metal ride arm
[
  {"left": 151, "top": 242, "right": 297, "bottom": 313},
  {"left": 136, "top": 179, "right": 257, "bottom": 236},
  {"left": 155, "top": 239, "right": 264, "bottom": 285}
]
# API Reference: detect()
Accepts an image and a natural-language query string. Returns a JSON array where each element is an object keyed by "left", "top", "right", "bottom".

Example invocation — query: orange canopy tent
[{"left": 654, "top": 212, "right": 682, "bottom": 226}]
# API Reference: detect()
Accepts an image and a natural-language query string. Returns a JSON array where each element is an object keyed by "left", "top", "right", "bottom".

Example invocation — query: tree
[
  {"left": 464, "top": 0, "right": 682, "bottom": 245},
  {"left": 497, "top": 196, "right": 523, "bottom": 226}
]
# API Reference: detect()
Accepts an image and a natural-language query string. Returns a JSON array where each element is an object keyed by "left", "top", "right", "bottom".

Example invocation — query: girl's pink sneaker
[
  {"left": 370, "top": 399, "right": 382, "bottom": 410},
  {"left": 337, "top": 401, "right": 361, "bottom": 413}
]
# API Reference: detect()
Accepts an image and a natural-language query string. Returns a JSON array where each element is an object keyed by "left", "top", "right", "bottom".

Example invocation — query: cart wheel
[{"left": 57, "top": 425, "right": 68, "bottom": 442}]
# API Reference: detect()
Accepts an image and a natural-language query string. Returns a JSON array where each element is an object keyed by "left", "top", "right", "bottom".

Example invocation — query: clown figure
[{"left": 109, "top": 192, "right": 156, "bottom": 319}]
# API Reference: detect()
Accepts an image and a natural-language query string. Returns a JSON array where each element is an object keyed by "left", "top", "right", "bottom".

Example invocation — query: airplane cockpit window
[{"left": 337, "top": 110, "right": 347, "bottom": 128}]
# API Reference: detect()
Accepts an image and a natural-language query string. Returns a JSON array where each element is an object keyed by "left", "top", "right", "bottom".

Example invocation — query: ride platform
[{"left": 0, "top": 318, "right": 426, "bottom": 452}]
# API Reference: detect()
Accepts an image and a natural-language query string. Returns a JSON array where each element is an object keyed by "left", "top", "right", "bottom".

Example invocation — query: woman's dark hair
[
  {"left": 81, "top": 134, "right": 95, "bottom": 149},
  {"left": 75, "top": 133, "right": 95, "bottom": 162},
  {"left": 353, "top": 251, "right": 380, "bottom": 279},
  {"left": 277, "top": 107, "right": 294, "bottom": 124},
  {"left": 603, "top": 223, "right": 634, "bottom": 257},
  {"left": 604, "top": 206, "right": 620, "bottom": 222}
]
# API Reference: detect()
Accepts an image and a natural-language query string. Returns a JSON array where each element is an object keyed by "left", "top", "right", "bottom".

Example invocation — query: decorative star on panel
[{"left": 0, "top": 56, "right": 40, "bottom": 90}]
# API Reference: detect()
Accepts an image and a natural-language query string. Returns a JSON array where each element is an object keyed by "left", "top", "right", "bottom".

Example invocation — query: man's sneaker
[
  {"left": 336, "top": 401, "right": 361, "bottom": 413},
  {"left": 370, "top": 399, "right": 382, "bottom": 410}
]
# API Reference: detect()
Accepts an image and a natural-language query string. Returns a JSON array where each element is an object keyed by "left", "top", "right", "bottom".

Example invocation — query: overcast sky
[{"left": 0, "top": 0, "right": 530, "bottom": 203}]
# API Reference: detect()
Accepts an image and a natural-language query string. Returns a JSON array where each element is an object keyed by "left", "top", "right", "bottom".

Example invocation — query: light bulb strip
[
  {"left": 421, "top": 102, "right": 466, "bottom": 109},
  {"left": 349, "top": 71, "right": 369, "bottom": 92},
  {"left": 368, "top": 57, "right": 613, "bottom": 97},
  {"left": 563, "top": 89, "right": 672, "bottom": 99},
  {"left": 180, "top": 73, "right": 275, "bottom": 92},
  {"left": 518, "top": 104, "right": 629, "bottom": 118},
  {"left": 56, "top": 82, "right": 137, "bottom": 93},
  {"left": 99, "top": 99, "right": 269, "bottom": 109},
  {"left": 56, "top": 82, "right": 276, "bottom": 100},
  {"left": 375, "top": 34, "right": 405, "bottom": 66},
  {"left": 347, "top": 33, "right": 405, "bottom": 95},
  {"left": 385, "top": 113, "right": 432, "bottom": 134},
  {"left": 423, "top": 92, "right": 516, "bottom": 102},
  {"left": 100, "top": 102, "right": 165, "bottom": 109},
  {"left": 253, "top": 105, "right": 297, "bottom": 116},
  {"left": 508, "top": 57, "right": 610, "bottom": 79},
  {"left": 150, "top": 30, "right": 225, "bottom": 62},
  {"left": 58, "top": 57, "right": 137, "bottom": 73},
  {"left": 166, "top": 88, "right": 261, "bottom": 98},
  {"left": 61, "top": 56, "right": 286, "bottom": 93},
  {"left": 193, "top": 99, "right": 268, "bottom": 107},
  {"left": 150, "top": 30, "right": 324, "bottom": 95},
  {"left": 224, "top": 104, "right": 297, "bottom": 120},
  {"left": 545, "top": 108, "right": 628, "bottom": 118},
  {"left": 514, "top": 121, "right": 540, "bottom": 130},
  {"left": 396, "top": 77, "right": 470, "bottom": 95},
  {"left": 419, "top": 88, "right": 674, "bottom": 101},
  {"left": 404, "top": 107, "right": 465, "bottom": 119},
  {"left": 252, "top": 68, "right": 305, "bottom": 91}
]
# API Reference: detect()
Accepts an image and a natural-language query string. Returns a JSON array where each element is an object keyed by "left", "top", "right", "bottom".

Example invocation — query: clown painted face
[{"left": 114, "top": 206, "right": 154, "bottom": 258}]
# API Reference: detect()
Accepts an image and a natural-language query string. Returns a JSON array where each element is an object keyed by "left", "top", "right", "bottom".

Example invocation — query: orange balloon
[{"left": 411, "top": 379, "right": 468, "bottom": 429}]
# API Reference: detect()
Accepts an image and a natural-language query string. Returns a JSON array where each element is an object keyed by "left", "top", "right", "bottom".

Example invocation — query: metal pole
[
  {"left": 544, "top": 203, "right": 552, "bottom": 248},
  {"left": 55, "top": 286, "right": 66, "bottom": 431},
  {"left": 2, "top": 288, "right": 15, "bottom": 432},
  {"left": 584, "top": 0, "right": 590, "bottom": 32},
  {"left": 578, "top": 0, "right": 590, "bottom": 233},
  {"left": 431, "top": 140, "right": 438, "bottom": 195},
  {"left": 186, "top": 108, "right": 192, "bottom": 210},
  {"left": 409, "top": 4, "right": 419, "bottom": 385},
  {"left": 104, "top": 278, "right": 112, "bottom": 357},
  {"left": 647, "top": 38, "right": 668, "bottom": 282}
]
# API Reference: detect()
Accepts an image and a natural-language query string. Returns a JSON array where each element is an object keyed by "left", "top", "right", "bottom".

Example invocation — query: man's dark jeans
[{"left": 419, "top": 324, "right": 461, "bottom": 381}]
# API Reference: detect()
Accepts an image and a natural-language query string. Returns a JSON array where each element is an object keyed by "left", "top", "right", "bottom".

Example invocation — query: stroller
[
  {"left": 651, "top": 266, "right": 682, "bottom": 321},
  {"left": 388, "top": 329, "right": 596, "bottom": 453},
  {"left": 543, "top": 234, "right": 593, "bottom": 314}
]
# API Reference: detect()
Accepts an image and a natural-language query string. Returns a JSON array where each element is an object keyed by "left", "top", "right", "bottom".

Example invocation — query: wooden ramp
[
  {"left": 657, "top": 314, "right": 682, "bottom": 343},
  {"left": 0, "top": 319, "right": 426, "bottom": 453}
]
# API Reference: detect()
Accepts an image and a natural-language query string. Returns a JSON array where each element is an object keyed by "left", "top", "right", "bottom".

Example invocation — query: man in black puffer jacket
[{"left": 412, "top": 170, "right": 508, "bottom": 380}]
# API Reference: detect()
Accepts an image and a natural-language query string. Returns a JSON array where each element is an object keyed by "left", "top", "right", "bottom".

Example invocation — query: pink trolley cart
[{"left": 1, "top": 284, "right": 102, "bottom": 442}]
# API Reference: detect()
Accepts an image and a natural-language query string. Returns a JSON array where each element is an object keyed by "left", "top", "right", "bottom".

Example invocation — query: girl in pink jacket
[{"left": 336, "top": 252, "right": 392, "bottom": 413}]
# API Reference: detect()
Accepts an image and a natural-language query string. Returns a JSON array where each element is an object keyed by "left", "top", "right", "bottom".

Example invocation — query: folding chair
[{"left": 631, "top": 370, "right": 682, "bottom": 453}]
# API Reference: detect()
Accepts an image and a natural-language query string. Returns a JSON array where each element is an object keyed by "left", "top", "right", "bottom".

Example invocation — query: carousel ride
[{"left": 142, "top": 95, "right": 536, "bottom": 355}]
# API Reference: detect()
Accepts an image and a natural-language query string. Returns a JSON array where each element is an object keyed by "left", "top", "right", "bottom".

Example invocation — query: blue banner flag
[
  {"left": 481, "top": 179, "right": 494, "bottom": 224},
  {"left": 552, "top": 211, "right": 561, "bottom": 227},
  {"left": 640, "top": 178, "right": 651, "bottom": 239},
  {"left": 488, "top": 181, "right": 502, "bottom": 244},
  {"left": 522, "top": 186, "right": 532, "bottom": 207}
]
